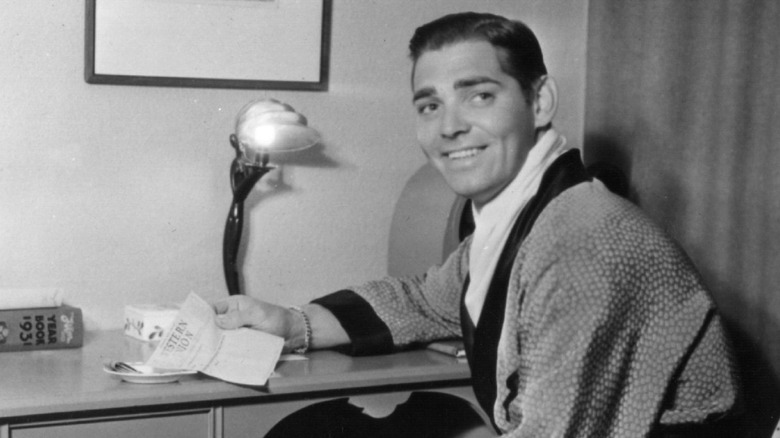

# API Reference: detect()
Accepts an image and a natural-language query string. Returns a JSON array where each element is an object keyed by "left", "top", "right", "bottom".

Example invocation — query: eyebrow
[{"left": 412, "top": 76, "right": 501, "bottom": 102}]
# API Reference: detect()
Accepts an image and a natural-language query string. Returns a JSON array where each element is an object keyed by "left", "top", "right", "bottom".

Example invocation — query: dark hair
[{"left": 409, "top": 12, "right": 547, "bottom": 101}]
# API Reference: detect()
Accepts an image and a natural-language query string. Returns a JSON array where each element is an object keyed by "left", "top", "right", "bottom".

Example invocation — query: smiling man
[
  {"left": 214, "top": 12, "right": 742, "bottom": 437},
  {"left": 412, "top": 39, "right": 549, "bottom": 207}
]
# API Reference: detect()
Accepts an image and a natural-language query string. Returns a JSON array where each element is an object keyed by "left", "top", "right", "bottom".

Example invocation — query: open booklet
[{"left": 144, "top": 292, "right": 284, "bottom": 386}]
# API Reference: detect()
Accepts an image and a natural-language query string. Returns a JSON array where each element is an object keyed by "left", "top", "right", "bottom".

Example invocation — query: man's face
[{"left": 412, "top": 40, "right": 537, "bottom": 207}]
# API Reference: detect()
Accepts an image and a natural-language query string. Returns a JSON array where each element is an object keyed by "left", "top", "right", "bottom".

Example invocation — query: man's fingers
[
  {"left": 213, "top": 296, "right": 243, "bottom": 316},
  {"left": 212, "top": 299, "right": 231, "bottom": 315},
  {"left": 212, "top": 296, "right": 270, "bottom": 332},
  {"left": 215, "top": 310, "right": 244, "bottom": 329}
]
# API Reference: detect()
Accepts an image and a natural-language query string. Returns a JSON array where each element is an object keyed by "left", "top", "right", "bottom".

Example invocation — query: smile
[{"left": 444, "top": 146, "right": 487, "bottom": 160}]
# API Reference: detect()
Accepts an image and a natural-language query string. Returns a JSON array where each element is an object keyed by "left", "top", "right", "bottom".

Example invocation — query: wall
[{"left": 0, "top": 0, "right": 587, "bottom": 330}]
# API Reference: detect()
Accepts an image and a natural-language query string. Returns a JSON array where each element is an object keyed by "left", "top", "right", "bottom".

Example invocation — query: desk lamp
[{"left": 223, "top": 99, "right": 320, "bottom": 295}]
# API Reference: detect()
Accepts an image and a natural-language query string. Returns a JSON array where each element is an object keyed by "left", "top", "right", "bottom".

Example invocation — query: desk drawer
[
  {"left": 225, "top": 397, "right": 341, "bottom": 437},
  {"left": 9, "top": 409, "right": 211, "bottom": 438}
]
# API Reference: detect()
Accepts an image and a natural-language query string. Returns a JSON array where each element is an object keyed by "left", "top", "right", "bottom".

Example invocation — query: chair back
[{"left": 387, "top": 163, "right": 465, "bottom": 277}]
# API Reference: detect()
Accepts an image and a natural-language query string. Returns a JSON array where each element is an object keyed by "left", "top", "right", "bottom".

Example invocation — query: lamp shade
[{"left": 234, "top": 99, "right": 320, "bottom": 166}]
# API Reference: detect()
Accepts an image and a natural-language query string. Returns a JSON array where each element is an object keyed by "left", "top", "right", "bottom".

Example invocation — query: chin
[
  {"left": 447, "top": 182, "right": 491, "bottom": 204},
  {"left": 436, "top": 167, "right": 496, "bottom": 204},
  {"left": 437, "top": 163, "right": 504, "bottom": 199}
]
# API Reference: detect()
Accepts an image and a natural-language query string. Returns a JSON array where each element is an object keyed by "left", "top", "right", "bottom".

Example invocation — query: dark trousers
[{"left": 265, "top": 391, "right": 491, "bottom": 438}]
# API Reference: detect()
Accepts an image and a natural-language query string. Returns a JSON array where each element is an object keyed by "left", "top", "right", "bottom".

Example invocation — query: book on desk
[{"left": 0, "top": 305, "right": 83, "bottom": 352}]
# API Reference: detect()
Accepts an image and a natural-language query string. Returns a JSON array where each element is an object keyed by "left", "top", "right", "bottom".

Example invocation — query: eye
[
  {"left": 416, "top": 102, "right": 439, "bottom": 115},
  {"left": 471, "top": 92, "right": 494, "bottom": 105}
]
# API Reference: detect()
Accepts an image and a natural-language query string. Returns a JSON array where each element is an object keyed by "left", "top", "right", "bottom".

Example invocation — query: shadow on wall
[
  {"left": 585, "top": 132, "right": 780, "bottom": 438},
  {"left": 583, "top": 133, "right": 635, "bottom": 202}
]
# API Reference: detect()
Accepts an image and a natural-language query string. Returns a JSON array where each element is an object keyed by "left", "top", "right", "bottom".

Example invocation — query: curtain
[{"left": 585, "top": 1, "right": 780, "bottom": 435}]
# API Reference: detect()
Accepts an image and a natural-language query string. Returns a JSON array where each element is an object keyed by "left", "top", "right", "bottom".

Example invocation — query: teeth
[{"left": 447, "top": 148, "right": 481, "bottom": 159}]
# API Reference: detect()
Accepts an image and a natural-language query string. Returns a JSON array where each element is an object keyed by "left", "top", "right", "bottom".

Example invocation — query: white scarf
[{"left": 465, "top": 129, "right": 569, "bottom": 324}]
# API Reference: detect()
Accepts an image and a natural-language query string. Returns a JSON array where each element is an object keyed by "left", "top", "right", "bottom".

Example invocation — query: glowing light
[{"left": 251, "top": 124, "right": 277, "bottom": 149}]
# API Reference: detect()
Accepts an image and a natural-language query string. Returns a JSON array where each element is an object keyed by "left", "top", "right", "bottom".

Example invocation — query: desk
[{"left": 0, "top": 331, "right": 490, "bottom": 437}]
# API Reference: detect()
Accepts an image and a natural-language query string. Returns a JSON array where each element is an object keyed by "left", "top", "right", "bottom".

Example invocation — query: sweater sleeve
[
  {"left": 313, "top": 241, "right": 470, "bottom": 356},
  {"left": 311, "top": 289, "right": 394, "bottom": 356}
]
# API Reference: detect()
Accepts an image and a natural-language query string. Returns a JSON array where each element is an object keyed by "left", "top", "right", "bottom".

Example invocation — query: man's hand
[
  {"left": 213, "top": 295, "right": 294, "bottom": 340},
  {"left": 213, "top": 296, "right": 351, "bottom": 352}
]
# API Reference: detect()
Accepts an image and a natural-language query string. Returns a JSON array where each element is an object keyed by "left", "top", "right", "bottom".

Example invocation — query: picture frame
[{"left": 84, "top": 0, "right": 331, "bottom": 91}]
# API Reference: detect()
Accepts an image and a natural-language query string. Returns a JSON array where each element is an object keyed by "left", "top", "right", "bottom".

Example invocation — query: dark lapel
[{"left": 461, "top": 149, "right": 591, "bottom": 425}]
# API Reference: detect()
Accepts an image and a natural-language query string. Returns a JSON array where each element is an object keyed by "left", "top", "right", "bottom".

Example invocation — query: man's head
[
  {"left": 409, "top": 12, "right": 547, "bottom": 103},
  {"left": 409, "top": 13, "right": 558, "bottom": 206}
]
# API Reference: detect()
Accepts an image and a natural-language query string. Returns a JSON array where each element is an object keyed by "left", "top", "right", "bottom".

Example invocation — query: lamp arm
[
  {"left": 223, "top": 136, "right": 274, "bottom": 296},
  {"left": 223, "top": 198, "right": 246, "bottom": 296}
]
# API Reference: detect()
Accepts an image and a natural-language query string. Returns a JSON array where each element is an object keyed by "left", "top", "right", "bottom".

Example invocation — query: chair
[{"left": 388, "top": 163, "right": 470, "bottom": 277}]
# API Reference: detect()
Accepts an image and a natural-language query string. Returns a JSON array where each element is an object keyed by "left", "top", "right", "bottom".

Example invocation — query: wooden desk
[{"left": 0, "top": 331, "right": 489, "bottom": 437}]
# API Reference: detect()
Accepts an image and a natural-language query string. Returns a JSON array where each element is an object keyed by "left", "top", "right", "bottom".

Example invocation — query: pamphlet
[
  {"left": 145, "top": 292, "right": 284, "bottom": 386},
  {"left": 427, "top": 339, "right": 466, "bottom": 358}
]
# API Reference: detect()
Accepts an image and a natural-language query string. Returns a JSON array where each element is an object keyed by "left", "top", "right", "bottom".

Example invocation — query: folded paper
[{"left": 0, "top": 288, "right": 64, "bottom": 310}]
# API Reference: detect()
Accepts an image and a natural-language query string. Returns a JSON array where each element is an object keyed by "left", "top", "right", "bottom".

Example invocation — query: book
[
  {"left": 0, "top": 305, "right": 83, "bottom": 352},
  {"left": 427, "top": 339, "right": 466, "bottom": 358}
]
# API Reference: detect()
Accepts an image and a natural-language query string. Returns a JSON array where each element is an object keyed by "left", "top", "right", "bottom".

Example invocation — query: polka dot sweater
[{"left": 349, "top": 180, "right": 740, "bottom": 437}]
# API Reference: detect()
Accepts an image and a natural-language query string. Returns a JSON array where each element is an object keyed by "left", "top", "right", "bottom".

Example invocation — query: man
[{"left": 215, "top": 12, "right": 741, "bottom": 437}]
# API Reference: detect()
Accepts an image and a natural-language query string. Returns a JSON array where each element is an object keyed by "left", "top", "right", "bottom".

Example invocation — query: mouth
[{"left": 443, "top": 146, "right": 487, "bottom": 160}]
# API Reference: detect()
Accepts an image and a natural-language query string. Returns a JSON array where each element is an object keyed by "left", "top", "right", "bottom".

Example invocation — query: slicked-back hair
[{"left": 409, "top": 12, "right": 547, "bottom": 102}]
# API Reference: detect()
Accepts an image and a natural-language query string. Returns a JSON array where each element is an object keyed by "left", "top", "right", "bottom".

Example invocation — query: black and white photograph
[{"left": 1, "top": 1, "right": 778, "bottom": 437}]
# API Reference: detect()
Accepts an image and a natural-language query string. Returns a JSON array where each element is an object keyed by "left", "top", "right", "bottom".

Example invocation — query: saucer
[{"left": 103, "top": 361, "right": 197, "bottom": 384}]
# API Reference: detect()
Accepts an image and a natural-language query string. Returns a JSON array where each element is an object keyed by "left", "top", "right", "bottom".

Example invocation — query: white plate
[{"left": 103, "top": 362, "right": 197, "bottom": 384}]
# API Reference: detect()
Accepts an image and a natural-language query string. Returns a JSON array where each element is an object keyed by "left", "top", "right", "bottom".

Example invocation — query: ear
[{"left": 533, "top": 76, "right": 558, "bottom": 128}]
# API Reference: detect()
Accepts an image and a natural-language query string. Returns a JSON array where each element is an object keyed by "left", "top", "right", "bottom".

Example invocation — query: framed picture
[{"left": 84, "top": 0, "right": 331, "bottom": 91}]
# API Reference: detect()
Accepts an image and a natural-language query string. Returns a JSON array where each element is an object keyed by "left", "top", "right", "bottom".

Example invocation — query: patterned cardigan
[{"left": 314, "top": 165, "right": 740, "bottom": 437}]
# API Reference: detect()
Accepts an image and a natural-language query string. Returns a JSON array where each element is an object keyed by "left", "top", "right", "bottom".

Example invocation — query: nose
[{"left": 440, "top": 106, "right": 469, "bottom": 139}]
